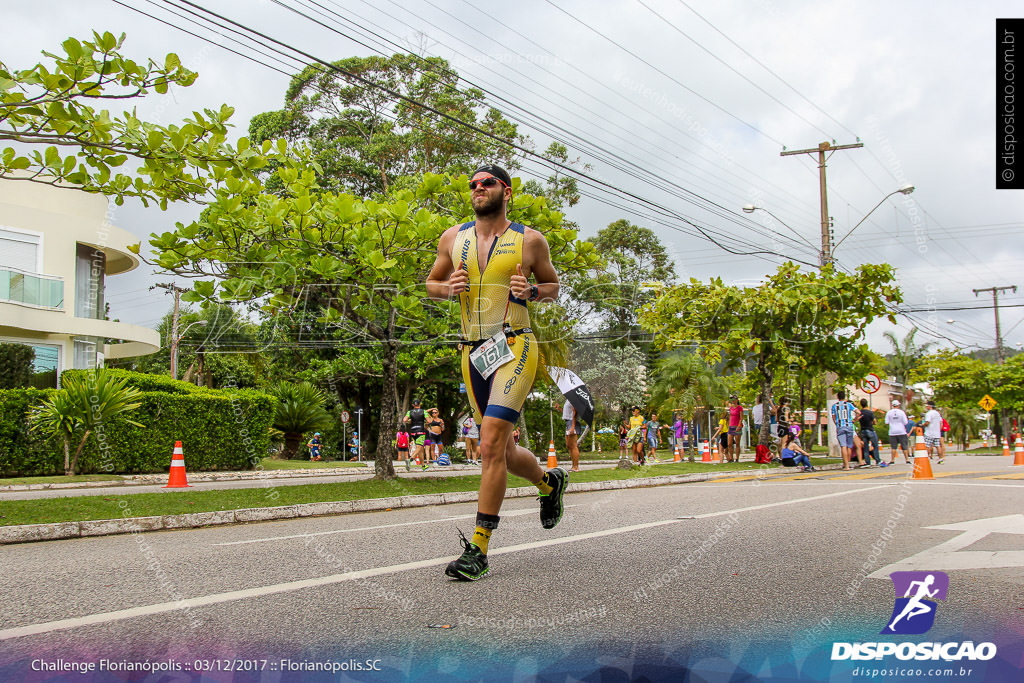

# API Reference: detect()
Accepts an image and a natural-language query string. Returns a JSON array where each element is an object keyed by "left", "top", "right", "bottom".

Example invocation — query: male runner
[
  {"left": 403, "top": 399, "right": 427, "bottom": 464},
  {"left": 426, "top": 164, "right": 567, "bottom": 581}
]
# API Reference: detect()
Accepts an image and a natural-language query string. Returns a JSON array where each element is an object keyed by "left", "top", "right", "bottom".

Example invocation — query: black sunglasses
[{"left": 469, "top": 176, "right": 507, "bottom": 190}]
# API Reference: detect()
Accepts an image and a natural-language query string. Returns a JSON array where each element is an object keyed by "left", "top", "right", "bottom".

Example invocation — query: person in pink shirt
[{"left": 727, "top": 395, "right": 744, "bottom": 462}]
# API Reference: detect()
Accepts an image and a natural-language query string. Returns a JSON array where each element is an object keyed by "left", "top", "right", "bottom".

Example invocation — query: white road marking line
[
  {"left": 681, "top": 484, "right": 894, "bottom": 519},
  {"left": 211, "top": 506, "right": 579, "bottom": 547},
  {"left": 0, "top": 485, "right": 893, "bottom": 642}
]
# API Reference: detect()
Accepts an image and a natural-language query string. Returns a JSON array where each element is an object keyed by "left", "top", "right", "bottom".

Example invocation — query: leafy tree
[
  {"left": 248, "top": 54, "right": 523, "bottom": 197},
  {"left": 1, "top": 31, "right": 277, "bottom": 207},
  {"left": 912, "top": 350, "right": 992, "bottom": 409},
  {"left": 646, "top": 351, "right": 729, "bottom": 456},
  {"left": 883, "top": 328, "right": 936, "bottom": 401},
  {"left": 638, "top": 262, "right": 902, "bottom": 449},
  {"left": 30, "top": 369, "right": 143, "bottom": 475},
  {"left": 271, "top": 382, "right": 332, "bottom": 459},
  {"left": 0, "top": 342, "right": 34, "bottom": 389},
  {"left": 574, "top": 341, "right": 647, "bottom": 423},
  {"left": 566, "top": 219, "right": 676, "bottom": 337}
]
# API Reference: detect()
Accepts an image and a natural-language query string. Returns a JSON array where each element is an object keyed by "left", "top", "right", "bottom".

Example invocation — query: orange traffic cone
[
  {"left": 701, "top": 440, "right": 712, "bottom": 462},
  {"left": 547, "top": 441, "right": 558, "bottom": 469},
  {"left": 983, "top": 437, "right": 989, "bottom": 448},
  {"left": 163, "top": 440, "right": 191, "bottom": 488},
  {"left": 673, "top": 444, "right": 681, "bottom": 462},
  {"left": 911, "top": 430, "right": 934, "bottom": 480},
  {"left": 1013, "top": 438, "right": 1024, "bottom": 466},
  {"left": 1003, "top": 440, "right": 1011, "bottom": 457}
]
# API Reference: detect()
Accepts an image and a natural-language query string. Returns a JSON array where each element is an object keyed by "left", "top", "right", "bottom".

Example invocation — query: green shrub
[
  {"left": 0, "top": 388, "right": 63, "bottom": 476},
  {"left": 0, "top": 384, "right": 276, "bottom": 476},
  {"left": 0, "top": 343, "right": 35, "bottom": 389},
  {"left": 61, "top": 368, "right": 200, "bottom": 394}
]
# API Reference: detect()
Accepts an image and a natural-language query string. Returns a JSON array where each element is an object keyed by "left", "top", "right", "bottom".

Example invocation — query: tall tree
[
  {"left": 566, "top": 219, "right": 676, "bottom": 338},
  {"left": 638, "top": 262, "right": 902, "bottom": 450},
  {"left": 248, "top": 54, "right": 524, "bottom": 198}
]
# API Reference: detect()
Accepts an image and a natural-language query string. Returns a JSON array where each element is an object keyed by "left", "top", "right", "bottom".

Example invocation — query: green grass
[
  {"left": 0, "top": 457, "right": 836, "bottom": 528},
  {"left": 258, "top": 457, "right": 369, "bottom": 470},
  {"left": 0, "top": 474, "right": 122, "bottom": 487}
]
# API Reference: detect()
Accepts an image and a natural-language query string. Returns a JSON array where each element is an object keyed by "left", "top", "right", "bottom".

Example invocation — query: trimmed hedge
[
  {"left": 61, "top": 368, "right": 201, "bottom": 395},
  {"left": 0, "top": 371, "right": 277, "bottom": 476},
  {"left": 0, "top": 388, "right": 64, "bottom": 476}
]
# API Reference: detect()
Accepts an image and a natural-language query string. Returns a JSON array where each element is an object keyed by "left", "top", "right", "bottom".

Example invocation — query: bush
[
  {"left": 61, "top": 368, "right": 200, "bottom": 394},
  {"left": 0, "top": 388, "right": 63, "bottom": 475},
  {"left": 0, "top": 343, "right": 35, "bottom": 389},
  {"left": 0, "top": 380, "right": 277, "bottom": 476}
]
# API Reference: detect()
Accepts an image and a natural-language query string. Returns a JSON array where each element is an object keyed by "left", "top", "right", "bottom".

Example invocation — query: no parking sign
[{"left": 860, "top": 373, "right": 881, "bottom": 394}]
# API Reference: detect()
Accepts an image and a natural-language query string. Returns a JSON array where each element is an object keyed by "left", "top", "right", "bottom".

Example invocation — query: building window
[
  {"left": 0, "top": 227, "right": 40, "bottom": 273},
  {"left": 73, "top": 336, "right": 101, "bottom": 370},
  {"left": 75, "top": 244, "right": 105, "bottom": 320}
]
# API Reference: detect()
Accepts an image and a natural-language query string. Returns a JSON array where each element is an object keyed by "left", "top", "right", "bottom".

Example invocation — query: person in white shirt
[
  {"left": 920, "top": 400, "right": 945, "bottom": 464},
  {"left": 885, "top": 399, "right": 911, "bottom": 464},
  {"left": 464, "top": 417, "right": 480, "bottom": 465}
]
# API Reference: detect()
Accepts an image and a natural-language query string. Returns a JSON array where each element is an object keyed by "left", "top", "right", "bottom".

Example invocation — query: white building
[{"left": 0, "top": 181, "right": 160, "bottom": 386}]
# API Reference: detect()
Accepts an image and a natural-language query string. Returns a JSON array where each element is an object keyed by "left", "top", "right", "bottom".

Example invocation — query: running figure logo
[{"left": 881, "top": 571, "right": 950, "bottom": 635}]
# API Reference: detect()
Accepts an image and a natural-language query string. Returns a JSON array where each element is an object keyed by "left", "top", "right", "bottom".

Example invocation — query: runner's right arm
[{"left": 425, "top": 225, "right": 467, "bottom": 299}]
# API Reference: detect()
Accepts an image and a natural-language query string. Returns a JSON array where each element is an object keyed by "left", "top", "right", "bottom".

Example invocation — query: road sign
[
  {"left": 340, "top": 411, "right": 350, "bottom": 423},
  {"left": 860, "top": 373, "right": 881, "bottom": 394},
  {"left": 978, "top": 395, "right": 997, "bottom": 411},
  {"left": 459, "top": 382, "right": 466, "bottom": 394}
]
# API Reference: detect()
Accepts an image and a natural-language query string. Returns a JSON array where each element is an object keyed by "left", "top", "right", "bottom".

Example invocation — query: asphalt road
[{"left": 2, "top": 455, "right": 1022, "bottom": 681}]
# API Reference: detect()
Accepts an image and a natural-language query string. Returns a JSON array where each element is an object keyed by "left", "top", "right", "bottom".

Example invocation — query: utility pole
[
  {"left": 151, "top": 282, "right": 189, "bottom": 380},
  {"left": 973, "top": 285, "right": 1018, "bottom": 364},
  {"left": 781, "top": 140, "right": 864, "bottom": 266},
  {"left": 781, "top": 140, "right": 863, "bottom": 456}
]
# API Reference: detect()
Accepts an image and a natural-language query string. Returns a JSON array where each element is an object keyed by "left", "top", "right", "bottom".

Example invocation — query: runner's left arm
[{"left": 510, "top": 229, "right": 559, "bottom": 302}]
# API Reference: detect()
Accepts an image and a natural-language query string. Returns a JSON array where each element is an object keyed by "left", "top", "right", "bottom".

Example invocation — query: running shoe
[
  {"left": 937, "top": 458, "right": 944, "bottom": 464},
  {"left": 879, "top": 462, "right": 889, "bottom": 468},
  {"left": 445, "top": 530, "right": 489, "bottom": 581},
  {"left": 538, "top": 467, "right": 569, "bottom": 530}
]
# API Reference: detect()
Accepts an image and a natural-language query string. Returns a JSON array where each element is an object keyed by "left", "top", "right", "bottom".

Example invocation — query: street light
[
  {"left": 171, "top": 320, "right": 208, "bottom": 380},
  {"left": 832, "top": 184, "right": 915, "bottom": 252},
  {"left": 741, "top": 205, "right": 820, "bottom": 253}
]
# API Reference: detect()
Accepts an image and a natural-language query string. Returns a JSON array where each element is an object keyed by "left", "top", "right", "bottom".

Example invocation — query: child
[
  {"left": 396, "top": 425, "right": 411, "bottom": 471},
  {"left": 307, "top": 432, "right": 322, "bottom": 461},
  {"left": 349, "top": 432, "right": 360, "bottom": 461}
]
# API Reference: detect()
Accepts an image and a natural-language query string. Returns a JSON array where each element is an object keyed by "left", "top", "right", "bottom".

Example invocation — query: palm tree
[
  {"left": 31, "top": 370, "right": 143, "bottom": 475},
  {"left": 272, "top": 382, "right": 332, "bottom": 459},
  {"left": 648, "top": 351, "right": 729, "bottom": 457},
  {"left": 944, "top": 407, "right": 978, "bottom": 450},
  {"left": 883, "top": 329, "right": 936, "bottom": 401}
]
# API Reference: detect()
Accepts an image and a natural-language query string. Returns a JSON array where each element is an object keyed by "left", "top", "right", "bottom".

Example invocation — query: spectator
[
  {"left": 921, "top": 400, "right": 945, "bottom": 465},
  {"left": 781, "top": 437, "right": 816, "bottom": 472},
  {"left": 396, "top": 425, "right": 411, "bottom": 471},
  {"left": 752, "top": 396, "right": 764, "bottom": 435},
  {"left": 307, "top": 432, "right": 323, "bottom": 462},
  {"left": 855, "top": 398, "right": 885, "bottom": 467},
  {"left": 885, "top": 399, "right": 911, "bottom": 464},
  {"left": 647, "top": 412, "right": 662, "bottom": 463},
  {"left": 727, "top": 395, "right": 744, "bottom": 462},
  {"left": 628, "top": 406, "right": 646, "bottom": 464},
  {"left": 776, "top": 396, "right": 793, "bottom": 452},
  {"left": 712, "top": 412, "right": 728, "bottom": 461},
  {"left": 618, "top": 419, "right": 629, "bottom": 460},
  {"left": 348, "top": 432, "right": 360, "bottom": 461},
  {"left": 831, "top": 390, "right": 865, "bottom": 470},
  {"left": 463, "top": 417, "right": 479, "bottom": 465}
]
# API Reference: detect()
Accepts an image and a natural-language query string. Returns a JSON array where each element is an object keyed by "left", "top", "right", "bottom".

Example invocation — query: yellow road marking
[
  {"left": 930, "top": 470, "right": 989, "bottom": 478},
  {"left": 978, "top": 470, "right": 1024, "bottom": 480},
  {"left": 832, "top": 469, "right": 909, "bottom": 480}
]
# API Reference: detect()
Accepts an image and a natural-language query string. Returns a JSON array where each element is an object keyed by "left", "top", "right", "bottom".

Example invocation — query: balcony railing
[{"left": 0, "top": 267, "right": 64, "bottom": 309}]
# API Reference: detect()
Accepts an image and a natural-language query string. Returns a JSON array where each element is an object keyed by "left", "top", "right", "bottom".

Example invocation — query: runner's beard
[{"left": 472, "top": 192, "right": 505, "bottom": 218}]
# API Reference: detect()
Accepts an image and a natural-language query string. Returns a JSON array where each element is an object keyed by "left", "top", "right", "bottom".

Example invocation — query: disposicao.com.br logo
[{"left": 831, "top": 571, "right": 997, "bottom": 662}]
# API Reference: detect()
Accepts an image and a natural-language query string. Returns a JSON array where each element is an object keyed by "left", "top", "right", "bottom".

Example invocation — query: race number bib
[{"left": 469, "top": 330, "right": 516, "bottom": 379}]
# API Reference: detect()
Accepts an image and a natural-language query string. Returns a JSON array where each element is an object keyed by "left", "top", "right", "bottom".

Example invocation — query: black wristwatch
[{"left": 528, "top": 284, "right": 540, "bottom": 301}]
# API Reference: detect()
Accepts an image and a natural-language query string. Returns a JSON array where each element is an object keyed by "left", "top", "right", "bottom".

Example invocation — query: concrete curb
[{"left": 0, "top": 463, "right": 851, "bottom": 545}]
